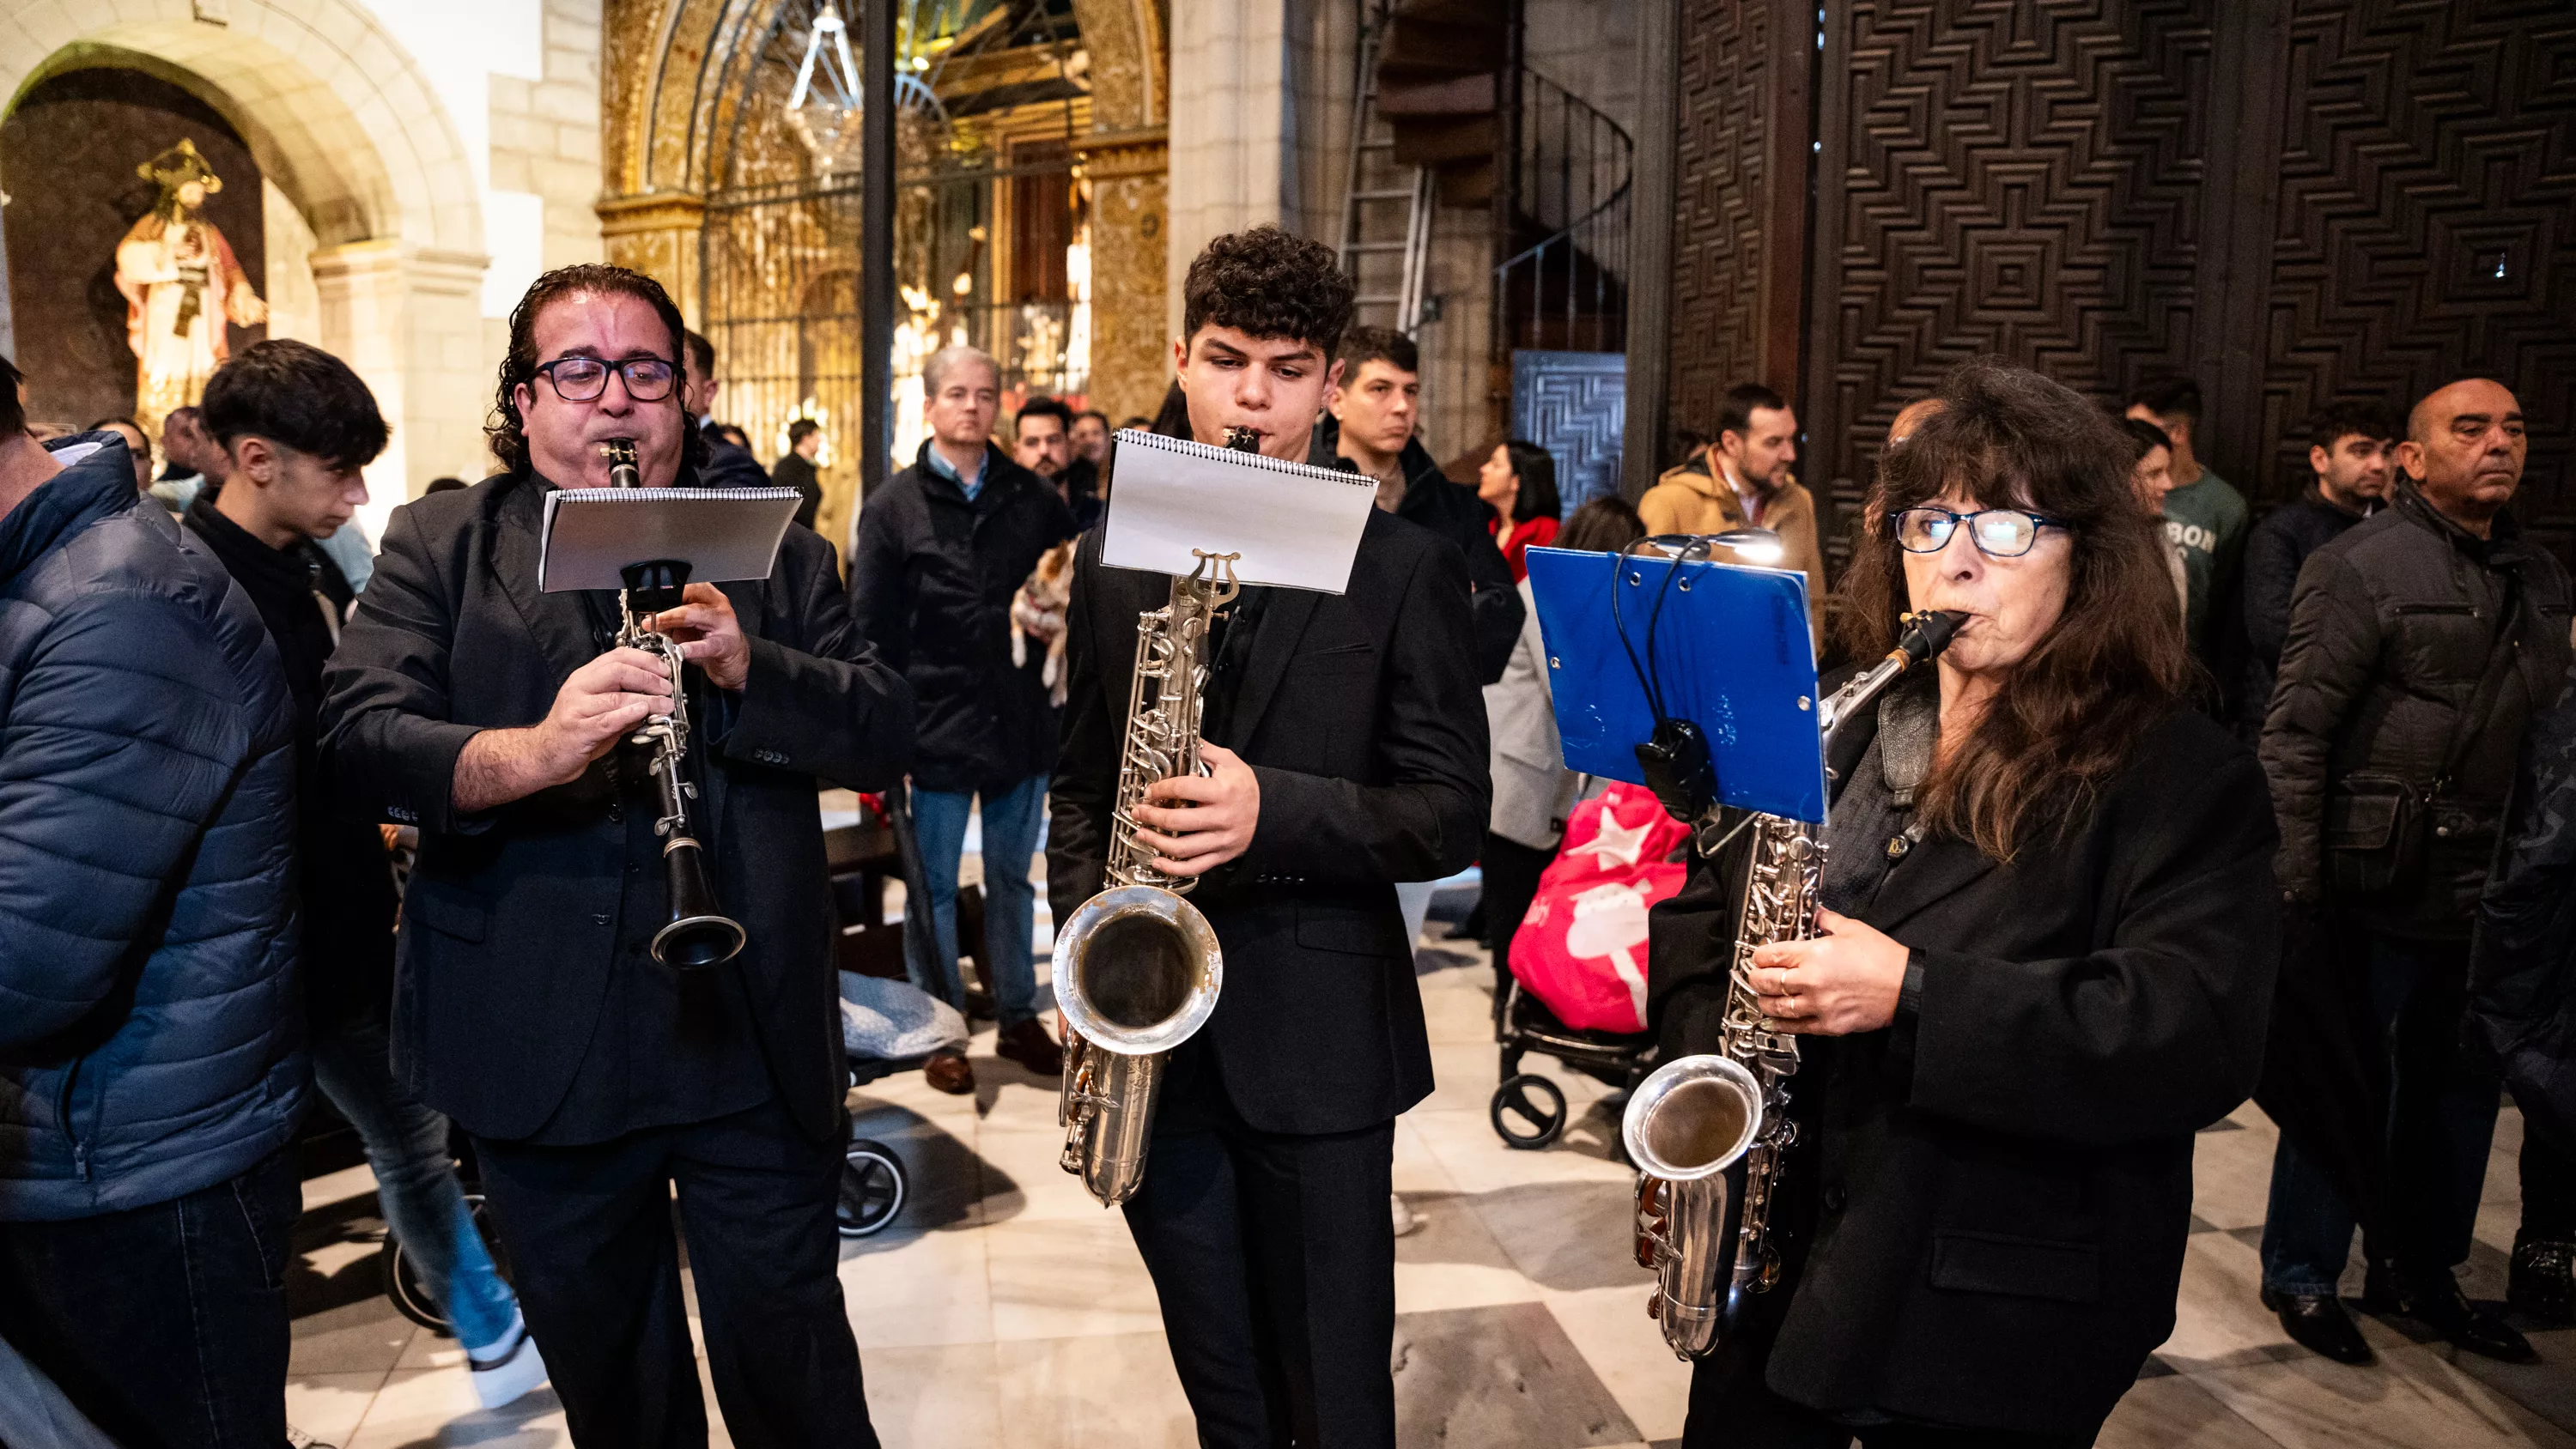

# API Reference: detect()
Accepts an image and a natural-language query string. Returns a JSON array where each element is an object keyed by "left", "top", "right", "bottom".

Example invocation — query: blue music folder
[{"left": 1524, "top": 545, "right": 1827, "bottom": 823}]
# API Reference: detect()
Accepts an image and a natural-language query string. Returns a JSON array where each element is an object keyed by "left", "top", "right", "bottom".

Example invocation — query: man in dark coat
[
  {"left": 2260, "top": 377, "right": 2573, "bottom": 1363},
  {"left": 683, "top": 328, "right": 773, "bottom": 491},
  {"left": 186, "top": 339, "right": 542, "bottom": 1404},
  {"left": 2239, "top": 401, "right": 2392, "bottom": 726},
  {"left": 1305, "top": 327, "right": 1522, "bottom": 686},
  {"left": 2476, "top": 659, "right": 2576, "bottom": 1322},
  {"left": 1051, "top": 226, "right": 1488, "bottom": 1449},
  {"left": 773, "top": 416, "right": 826, "bottom": 530},
  {"left": 0, "top": 363, "right": 304, "bottom": 1449},
  {"left": 320, "top": 265, "right": 915, "bottom": 1446},
  {"left": 849, "top": 344, "right": 1078, "bottom": 1088}
]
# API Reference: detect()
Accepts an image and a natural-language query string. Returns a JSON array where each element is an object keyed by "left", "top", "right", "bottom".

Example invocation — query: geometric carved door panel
[
  {"left": 2251, "top": 0, "right": 2576, "bottom": 554},
  {"left": 1514, "top": 349, "right": 1629, "bottom": 513},
  {"left": 1801, "top": 0, "right": 2212, "bottom": 551}
]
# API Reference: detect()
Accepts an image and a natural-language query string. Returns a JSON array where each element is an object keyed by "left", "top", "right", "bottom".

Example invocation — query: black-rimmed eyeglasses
[
  {"left": 1888, "top": 506, "right": 2070, "bottom": 558},
  {"left": 533, "top": 355, "right": 678, "bottom": 403}
]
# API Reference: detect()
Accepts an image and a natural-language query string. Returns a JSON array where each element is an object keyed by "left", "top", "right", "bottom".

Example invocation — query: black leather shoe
[
  {"left": 2511, "top": 1238, "right": 2576, "bottom": 1324},
  {"left": 960, "top": 988, "right": 999, "bottom": 1021},
  {"left": 2359, "top": 1257, "right": 2409, "bottom": 1316},
  {"left": 2410, "top": 1278, "right": 2539, "bottom": 1362},
  {"left": 2262, "top": 1288, "right": 2374, "bottom": 1365}
]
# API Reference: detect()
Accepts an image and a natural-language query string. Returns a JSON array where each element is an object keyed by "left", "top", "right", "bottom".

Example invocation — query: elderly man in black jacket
[
  {"left": 2238, "top": 401, "right": 2392, "bottom": 728},
  {"left": 321, "top": 265, "right": 914, "bottom": 1447},
  {"left": 850, "top": 343, "right": 1078, "bottom": 1089},
  {"left": 2260, "top": 377, "right": 2573, "bottom": 1364},
  {"left": 1053, "top": 227, "right": 1487, "bottom": 1449},
  {"left": 0, "top": 364, "right": 302, "bottom": 1449}
]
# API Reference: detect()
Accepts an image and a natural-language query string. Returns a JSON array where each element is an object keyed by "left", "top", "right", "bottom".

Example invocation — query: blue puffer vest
[{"left": 0, "top": 434, "right": 304, "bottom": 1220}]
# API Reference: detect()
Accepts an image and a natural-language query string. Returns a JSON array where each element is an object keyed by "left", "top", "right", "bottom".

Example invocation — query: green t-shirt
[{"left": 2163, "top": 469, "right": 2248, "bottom": 651}]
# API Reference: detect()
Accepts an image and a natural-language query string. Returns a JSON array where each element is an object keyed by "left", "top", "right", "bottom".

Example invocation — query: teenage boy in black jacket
[
  {"left": 1050, "top": 226, "right": 1488, "bottom": 1449},
  {"left": 185, "top": 340, "right": 544, "bottom": 1405}
]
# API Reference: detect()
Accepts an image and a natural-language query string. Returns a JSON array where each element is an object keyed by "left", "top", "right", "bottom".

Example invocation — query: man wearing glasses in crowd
[{"left": 319, "top": 264, "right": 915, "bottom": 1446}]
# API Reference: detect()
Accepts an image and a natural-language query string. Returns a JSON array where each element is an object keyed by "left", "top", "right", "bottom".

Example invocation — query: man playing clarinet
[
  {"left": 320, "top": 264, "right": 914, "bottom": 1448},
  {"left": 1048, "top": 226, "right": 1490, "bottom": 1447}
]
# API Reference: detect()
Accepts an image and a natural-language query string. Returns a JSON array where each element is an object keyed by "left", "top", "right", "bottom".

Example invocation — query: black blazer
[
  {"left": 318, "top": 473, "right": 915, "bottom": 1143},
  {"left": 1046, "top": 511, "right": 1490, "bottom": 1136},
  {"left": 1649, "top": 706, "right": 2278, "bottom": 1434}
]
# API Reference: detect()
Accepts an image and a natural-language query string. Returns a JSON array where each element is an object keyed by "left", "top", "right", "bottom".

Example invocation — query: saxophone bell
[{"left": 1625, "top": 1054, "right": 1765, "bottom": 1358}]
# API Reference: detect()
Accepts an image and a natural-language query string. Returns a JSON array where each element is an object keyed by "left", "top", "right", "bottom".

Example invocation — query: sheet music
[
  {"left": 1099, "top": 431, "right": 1376, "bottom": 594},
  {"left": 538, "top": 486, "right": 803, "bottom": 591}
]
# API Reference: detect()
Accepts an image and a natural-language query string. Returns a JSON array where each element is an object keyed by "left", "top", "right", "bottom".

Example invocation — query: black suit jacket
[
  {"left": 318, "top": 472, "right": 915, "bottom": 1143},
  {"left": 1047, "top": 511, "right": 1490, "bottom": 1136},
  {"left": 1649, "top": 707, "right": 2278, "bottom": 1433}
]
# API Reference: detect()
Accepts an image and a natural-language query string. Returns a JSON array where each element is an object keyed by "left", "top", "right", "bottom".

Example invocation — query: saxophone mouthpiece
[
  {"left": 1894, "top": 609, "right": 1969, "bottom": 666},
  {"left": 1221, "top": 426, "right": 1261, "bottom": 452}
]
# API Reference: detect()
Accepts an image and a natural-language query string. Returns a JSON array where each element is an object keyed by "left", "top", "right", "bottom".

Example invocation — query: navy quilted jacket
[{"left": 0, "top": 435, "right": 304, "bottom": 1221}]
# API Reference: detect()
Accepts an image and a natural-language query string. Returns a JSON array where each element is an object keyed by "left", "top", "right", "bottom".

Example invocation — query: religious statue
[{"left": 113, "top": 139, "right": 266, "bottom": 439}]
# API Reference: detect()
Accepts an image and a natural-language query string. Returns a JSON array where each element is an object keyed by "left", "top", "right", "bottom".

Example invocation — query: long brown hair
[{"left": 1835, "top": 358, "right": 2188, "bottom": 860}]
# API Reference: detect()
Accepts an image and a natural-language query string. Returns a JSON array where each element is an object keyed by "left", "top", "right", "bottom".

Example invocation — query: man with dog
[{"left": 849, "top": 343, "right": 1078, "bottom": 1089}]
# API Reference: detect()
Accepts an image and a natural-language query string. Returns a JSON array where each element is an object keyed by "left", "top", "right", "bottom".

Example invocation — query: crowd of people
[{"left": 0, "top": 215, "right": 2564, "bottom": 1449}]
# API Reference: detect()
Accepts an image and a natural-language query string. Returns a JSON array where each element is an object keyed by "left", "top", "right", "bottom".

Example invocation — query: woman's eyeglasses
[
  {"left": 534, "top": 355, "right": 678, "bottom": 403},
  {"left": 1888, "top": 506, "right": 2070, "bottom": 558}
]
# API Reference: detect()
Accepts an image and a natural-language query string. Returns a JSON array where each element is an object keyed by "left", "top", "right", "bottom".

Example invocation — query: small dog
[{"left": 1011, "top": 539, "right": 1078, "bottom": 706}]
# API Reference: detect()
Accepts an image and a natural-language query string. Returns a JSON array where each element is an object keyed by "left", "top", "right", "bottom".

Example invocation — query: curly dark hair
[
  {"left": 1181, "top": 226, "right": 1356, "bottom": 361},
  {"left": 1838, "top": 356, "right": 2188, "bottom": 862},
  {"left": 487, "top": 264, "right": 706, "bottom": 477}
]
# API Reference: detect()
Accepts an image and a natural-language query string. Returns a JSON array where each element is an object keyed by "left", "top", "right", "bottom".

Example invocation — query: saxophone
[
  {"left": 1051, "top": 427, "right": 1259, "bottom": 1206},
  {"left": 1625, "top": 609, "right": 1964, "bottom": 1357}
]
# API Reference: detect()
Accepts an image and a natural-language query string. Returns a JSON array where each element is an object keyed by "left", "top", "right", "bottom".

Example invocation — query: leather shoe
[
  {"left": 2511, "top": 1238, "right": 2576, "bottom": 1324},
  {"left": 2260, "top": 1288, "right": 2373, "bottom": 1365},
  {"left": 994, "top": 1018, "right": 1065, "bottom": 1076},
  {"left": 961, "top": 988, "right": 999, "bottom": 1022},
  {"left": 2409, "top": 1276, "right": 2538, "bottom": 1362},
  {"left": 923, "top": 1051, "right": 975, "bottom": 1095}
]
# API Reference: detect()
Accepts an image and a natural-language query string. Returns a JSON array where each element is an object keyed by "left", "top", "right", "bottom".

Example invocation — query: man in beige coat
[{"left": 1640, "top": 382, "right": 1826, "bottom": 640}]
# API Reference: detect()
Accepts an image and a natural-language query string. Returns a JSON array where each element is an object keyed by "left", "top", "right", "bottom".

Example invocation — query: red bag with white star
[{"left": 1504, "top": 782, "right": 1692, "bottom": 1034}]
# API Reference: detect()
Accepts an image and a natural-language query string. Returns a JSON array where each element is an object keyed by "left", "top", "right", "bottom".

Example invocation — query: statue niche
[{"left": 114, "top": 139, "right": 268, "bottom": 438}]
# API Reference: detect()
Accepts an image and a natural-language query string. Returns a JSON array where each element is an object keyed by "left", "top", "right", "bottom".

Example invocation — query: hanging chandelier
[{"left": 784, "top": 2, "right": 945, "bottom": 179}]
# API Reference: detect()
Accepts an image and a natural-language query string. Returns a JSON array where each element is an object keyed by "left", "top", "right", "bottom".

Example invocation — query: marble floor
[{"left": 283, "top": 882, "right": 2566, "bottom": 1448}]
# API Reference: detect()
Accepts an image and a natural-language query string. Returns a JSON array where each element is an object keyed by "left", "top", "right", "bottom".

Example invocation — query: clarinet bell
[{"left": 654, "top": 840, "right": 746, "bottom": 970}]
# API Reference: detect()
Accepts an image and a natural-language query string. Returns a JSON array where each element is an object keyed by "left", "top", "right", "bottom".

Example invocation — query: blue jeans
[
  {"left": 912, "top": 775, "right": 1048, "bottom": 1029},
  {"left": 2260, "top": 932, "right": 2500, "bottom": 1295},
  {"left": 311, "top": 1009, "right": 519, "bottom": 1354}
]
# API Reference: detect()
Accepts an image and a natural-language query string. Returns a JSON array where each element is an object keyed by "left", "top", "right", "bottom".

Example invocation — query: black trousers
[
  {"left": 0, "top": 1146, "right": 297, "bottom": 1449},
  {"left": 1479, "top": 831, "right": 1557, "bottom": 967},
  {"left": 471, "top": 1096, "right": 878, "bottom": 1449},
  {"left": 1685, "top": 1351, "right": 2103, "bottom": 1448},
  {"left": 1121, "top": 1057, "right": 1399, "bottom": 1449}
]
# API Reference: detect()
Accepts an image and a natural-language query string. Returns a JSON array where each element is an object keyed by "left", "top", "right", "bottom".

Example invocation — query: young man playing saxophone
[{"left": 1047, "top": 225, "right": 1491, "bottom": 1447}]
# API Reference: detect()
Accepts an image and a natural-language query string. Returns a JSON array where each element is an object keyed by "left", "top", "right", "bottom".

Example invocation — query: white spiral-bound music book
[
  {"left": 1099, "top": 430, "right": 1377, "bottom": 594},
  {"left": 538, "top": 486, "right": 804, "bottom": 592}
]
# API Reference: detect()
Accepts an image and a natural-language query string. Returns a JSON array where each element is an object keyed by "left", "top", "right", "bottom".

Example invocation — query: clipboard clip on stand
[{"left": 1616, "top": 530, "right": 1786, "bottom": 834}]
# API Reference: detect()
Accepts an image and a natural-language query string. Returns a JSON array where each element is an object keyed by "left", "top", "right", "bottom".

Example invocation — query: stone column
[
  {"left": 596, "top": 191, "right": 708, "bottom": 324},
  {"left": 312, "top": 240, "right": 492, "bottom": 538},
  {"left": 1163, "top": 0, "right": 1291, "bottom": 337},
  {"left": 1078, "top": 129, "right": 1171, "bottom": 427}
]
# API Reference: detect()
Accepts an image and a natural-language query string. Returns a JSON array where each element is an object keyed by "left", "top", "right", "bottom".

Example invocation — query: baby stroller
[{"left": 1486, "top": 783, "right": 1690, "bottom": 1150}]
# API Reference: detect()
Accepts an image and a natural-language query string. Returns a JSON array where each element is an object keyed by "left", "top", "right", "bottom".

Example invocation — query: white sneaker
[
  {"left": 1391, "top": 1191, "right": 1420, "bottom": 1238},
  {"left": 467, "top": 1310, "right": 550, "bottom": 1410}
]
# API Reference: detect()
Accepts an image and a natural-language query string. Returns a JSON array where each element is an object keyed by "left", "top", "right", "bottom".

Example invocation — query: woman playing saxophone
[{"left": 1652, "top": 358, "right": 2279, "bottom": 1447}]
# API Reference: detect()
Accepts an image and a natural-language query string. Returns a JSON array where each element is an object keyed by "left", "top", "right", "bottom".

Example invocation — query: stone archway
[
  {"left": 598, "top": 0, "right": 1171, "bottom": 422},
  {"left": 1, "top": 0, "right": 492, "bottom": 518}
]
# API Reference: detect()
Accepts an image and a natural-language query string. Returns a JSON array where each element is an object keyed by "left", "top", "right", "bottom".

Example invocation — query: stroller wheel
[
  {"left": 837, "top": 1137, "right": 908, "bottom": 1238},
  {"left": 382, "top": 1193, "right": 510, "bottom": 1333},
  {"left": 1490, "top": 1074, "right": 1568, "bottom": 1149}
]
